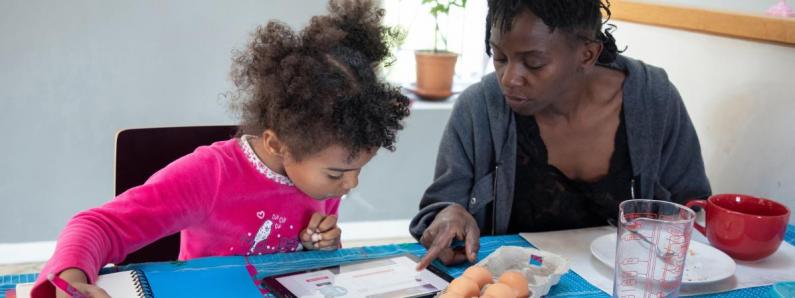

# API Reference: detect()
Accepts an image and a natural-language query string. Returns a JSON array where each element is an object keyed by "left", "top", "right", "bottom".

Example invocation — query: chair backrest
[{"left": 114, "top": 125, "right": 238, "bottom": 264}]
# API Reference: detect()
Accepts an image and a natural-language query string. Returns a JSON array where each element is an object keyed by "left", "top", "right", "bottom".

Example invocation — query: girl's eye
[{"left": 327, "top": 174, "right": 343, "bottom": 180}]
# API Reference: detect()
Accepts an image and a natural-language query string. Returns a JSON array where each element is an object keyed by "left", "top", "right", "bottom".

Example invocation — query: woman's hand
[
  {"left": 54, "top": 268, "right": 110, "bottom": 298},
  {"left": 416, "top": 204, "right": 480, "bottom": 270},
  {"left": 300, "top": 213, "right": 341, "bottom": 251}
]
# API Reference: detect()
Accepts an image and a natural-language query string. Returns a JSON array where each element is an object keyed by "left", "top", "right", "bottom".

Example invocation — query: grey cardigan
[{"left": 409, "top": 55, "right": 711, "bottom": 238}]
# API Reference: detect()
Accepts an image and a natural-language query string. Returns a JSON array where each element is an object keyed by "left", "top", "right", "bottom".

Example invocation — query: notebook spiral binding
[{"left": 130, "top": 270, "right": 155, "bottom": 298}]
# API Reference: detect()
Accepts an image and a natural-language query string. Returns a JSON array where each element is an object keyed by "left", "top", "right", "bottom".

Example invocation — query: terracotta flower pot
[{"left": 414, "top": 50, "right": 458, "bottom": 101}]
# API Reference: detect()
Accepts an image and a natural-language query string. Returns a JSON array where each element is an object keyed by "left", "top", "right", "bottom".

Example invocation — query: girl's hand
[
  {"left": 55, "top": 268, "right": 110, "bottom": 298},
  {"left": 300, "top": 213, "right": 341, "bottom": 250}
]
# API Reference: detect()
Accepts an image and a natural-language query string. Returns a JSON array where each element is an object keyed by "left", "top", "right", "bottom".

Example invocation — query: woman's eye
[
  {"left": 528, "top": 64, "right": 545, "bottom": 70},
  {"left": 524, "top": 59, "right": 546, "bottom": 70},
  {"left": 327, "top": 174, "right": 343, "bottom": 180}
]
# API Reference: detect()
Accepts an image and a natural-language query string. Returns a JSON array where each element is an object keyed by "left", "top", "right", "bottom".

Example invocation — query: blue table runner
[{"left": 3, "top": 225, "right": 793, "bottom": 297}]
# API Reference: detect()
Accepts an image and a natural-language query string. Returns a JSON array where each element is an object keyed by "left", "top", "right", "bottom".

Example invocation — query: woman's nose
[{"left": 500, "top": 62, "right": 525, "bottom": 87}]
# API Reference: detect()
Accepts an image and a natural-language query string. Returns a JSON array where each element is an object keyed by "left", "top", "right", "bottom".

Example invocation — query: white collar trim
[{"left": 238, "top": 135, "right": 294, "bottom": 186}]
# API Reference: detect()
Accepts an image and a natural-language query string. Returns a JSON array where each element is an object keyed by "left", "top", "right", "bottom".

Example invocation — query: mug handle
[{"left": 686, "top": 200, "right": 707, "bottom": 235}]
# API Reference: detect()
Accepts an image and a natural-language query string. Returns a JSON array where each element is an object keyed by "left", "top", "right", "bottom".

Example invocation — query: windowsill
[
  {"left": 397, "top": 79, "right": 477, "bottom": 111},
  {"left": 0, "top": 241, "right": 56, "bottom": 265},
  {"left": 337, "top": 219, "right": 413, "bottom": 241},
  {"left": 405, "top": 92, "right": 457, "bottom": 110}
]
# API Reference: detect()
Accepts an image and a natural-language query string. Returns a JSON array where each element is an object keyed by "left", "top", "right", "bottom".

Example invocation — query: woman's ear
[
  {"left": 579, "top": 39, "right": 603, "bottom": 70},
  {"left": 261, "top": 130, "right": 287, "bottom": 157}
]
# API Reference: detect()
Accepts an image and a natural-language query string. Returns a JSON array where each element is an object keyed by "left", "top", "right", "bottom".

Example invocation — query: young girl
[{"left": 32, "top": 0, "right": 410, "bottom": 297}]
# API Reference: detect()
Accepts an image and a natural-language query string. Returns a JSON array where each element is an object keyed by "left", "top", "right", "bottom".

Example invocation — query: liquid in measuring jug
[{"left": 613, "top": 200, "right": 696, "bottom": 298}]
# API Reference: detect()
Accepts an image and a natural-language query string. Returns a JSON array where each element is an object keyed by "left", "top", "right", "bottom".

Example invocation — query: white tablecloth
[{"left": 520, "top": 226, "right": 795, "bottom": 296}]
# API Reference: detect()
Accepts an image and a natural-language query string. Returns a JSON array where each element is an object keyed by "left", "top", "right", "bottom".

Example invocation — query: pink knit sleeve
[
  {"left": 30, "top": 147, "right": 224, "bottom": 298},
  {"left": 325, "top": 198, "right": 341, "bottom": 216}
]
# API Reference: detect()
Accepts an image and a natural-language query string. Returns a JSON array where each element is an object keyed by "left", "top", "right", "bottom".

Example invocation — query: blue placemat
[
  {"left": 3, "top": 225, "right": 793, "bottom": 297},
  {"left": 128, "top": 235, "right": 605, "bottom": 297}
]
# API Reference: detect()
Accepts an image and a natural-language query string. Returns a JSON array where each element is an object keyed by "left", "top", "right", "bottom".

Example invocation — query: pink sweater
[{"left": 31, "top": 136, "right": 340, "bottom": 297}]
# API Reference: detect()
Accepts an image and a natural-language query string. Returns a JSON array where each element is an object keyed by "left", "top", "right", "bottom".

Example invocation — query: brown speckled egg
[
  {"left": 483, "top": 282, "right": 516, "bottom": 298},
  {"left": 461, "top": 266, "right": 493, "bottom": 289},
  {"left": 446, "top": 276, "right": 480, "bottom": 297},
  {"left": 497, "top": 271, "right": 529, "bottom": 298},
  {"left": 437, "top": 291, "right": 464, "bottom": 298}
]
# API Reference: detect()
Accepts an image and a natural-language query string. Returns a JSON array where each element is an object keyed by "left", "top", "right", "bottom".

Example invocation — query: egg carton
[{"left": 475, "top": 246, "right": 569, "bottom": 298}]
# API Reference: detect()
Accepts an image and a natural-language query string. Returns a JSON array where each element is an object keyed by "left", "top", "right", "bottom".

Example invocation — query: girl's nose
[{"left": 341, "top": 173, "right": 359, "bottom": 191}]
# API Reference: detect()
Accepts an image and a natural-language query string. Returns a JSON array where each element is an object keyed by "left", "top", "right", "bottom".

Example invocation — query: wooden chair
[{"left": 114, "top": 125, "right": 238, "bottom": 264}]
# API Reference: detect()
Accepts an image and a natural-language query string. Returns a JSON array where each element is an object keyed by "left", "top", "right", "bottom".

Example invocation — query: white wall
[
  {"left": 2, "top": 1, "right": 793, "bottom": 244},
  {"left": 632, "top": 0, "right": 780, "bottom": 14},
  {"left": 610, "top": 21, "right": 795, "bottom": 224},
  {"left": 0, "top": 0, "right": 451, "bottom": 244},
  {"left": 0, "top": 0, "right": 331, "bottom": 242}
]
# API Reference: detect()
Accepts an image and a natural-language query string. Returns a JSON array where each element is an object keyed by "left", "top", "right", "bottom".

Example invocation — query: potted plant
[{"left": 414, "top": 0, "right": 467, "bottom": 100}]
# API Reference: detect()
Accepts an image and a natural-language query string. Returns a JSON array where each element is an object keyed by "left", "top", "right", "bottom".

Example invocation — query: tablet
[{"left": 262, "top": 253, "right": 454, "bottom": 298}]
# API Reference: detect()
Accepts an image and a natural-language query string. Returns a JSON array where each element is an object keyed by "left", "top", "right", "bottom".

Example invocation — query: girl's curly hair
[{"left": 230, "top": 0, "right": 410, "bottom": 161}]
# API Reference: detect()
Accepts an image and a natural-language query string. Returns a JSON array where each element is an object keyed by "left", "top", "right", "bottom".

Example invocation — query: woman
[{"left": 411, "top": 0, "right": 710, "bottom": 269}]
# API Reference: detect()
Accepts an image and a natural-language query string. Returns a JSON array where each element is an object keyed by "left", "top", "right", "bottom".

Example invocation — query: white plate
[{"left": 590, "top": 233, "right": 736, "bottom": 284}]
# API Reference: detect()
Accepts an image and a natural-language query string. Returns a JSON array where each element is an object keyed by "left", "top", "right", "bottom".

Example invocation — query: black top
[{"left": 508, "top": 110, "right": 633, "bottom": 233}]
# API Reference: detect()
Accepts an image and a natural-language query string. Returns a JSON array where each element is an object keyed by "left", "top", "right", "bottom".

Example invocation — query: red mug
[{"left": 686, "top": 194, "right": 790, "bottom": 261}]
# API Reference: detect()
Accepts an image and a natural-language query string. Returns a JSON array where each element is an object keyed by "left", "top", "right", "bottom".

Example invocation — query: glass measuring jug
[{"left": 613, "top": 199, "right": 696, "bottom": 298}]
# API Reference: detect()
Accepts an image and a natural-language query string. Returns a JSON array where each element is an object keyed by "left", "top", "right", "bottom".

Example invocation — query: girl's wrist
[{"left": 58, "top": 268, "right": 88, "bottom": 284}]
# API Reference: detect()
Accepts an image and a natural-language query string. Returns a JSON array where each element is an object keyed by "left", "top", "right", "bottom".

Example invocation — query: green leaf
[
  {"left": 420, "top": 0, "right": 468, "bottom": 52},
  {"left": 450, "top": 0, "right": 466, "bottom": 8},
  {"left": 431, "top": 4, "right": 446, "bottom": 16}
]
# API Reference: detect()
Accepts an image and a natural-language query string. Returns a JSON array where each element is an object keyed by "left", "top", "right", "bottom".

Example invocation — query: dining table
[{"left": 2, "top": 224, "right": 793, "bottom": 298}]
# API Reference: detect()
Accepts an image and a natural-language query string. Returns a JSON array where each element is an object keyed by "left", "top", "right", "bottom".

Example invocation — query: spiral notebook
[{"left": 14, "top": 270, "right": 153, "bottom": 298}]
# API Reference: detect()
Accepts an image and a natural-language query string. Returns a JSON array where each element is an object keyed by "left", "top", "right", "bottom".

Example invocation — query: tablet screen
[{"left": 262, "top": 254, "right": 453, "bottom": 298}]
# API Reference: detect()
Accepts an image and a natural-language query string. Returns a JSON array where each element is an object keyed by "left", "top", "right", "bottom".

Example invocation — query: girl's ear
[{"left": 261, "top": 130, "right": 288, "bottom": 157}]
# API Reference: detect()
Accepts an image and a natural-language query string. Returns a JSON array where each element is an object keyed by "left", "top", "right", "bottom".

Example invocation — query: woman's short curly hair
[
  {"left": 230, "top": 0, "right": 410, "bottom": 161},
  {"left": 486, "top": 0, "right": 622, "bottom": 64}
]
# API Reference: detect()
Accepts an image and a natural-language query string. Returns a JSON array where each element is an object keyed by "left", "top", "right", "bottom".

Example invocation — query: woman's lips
[{"left": 505, "top": 94, "right": 529, "bottom": 104}]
